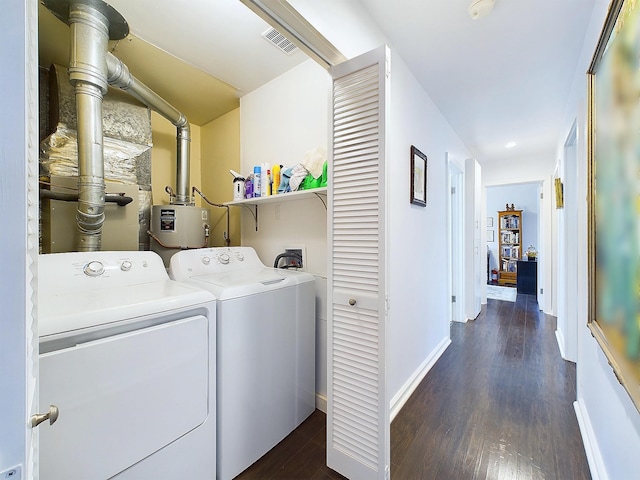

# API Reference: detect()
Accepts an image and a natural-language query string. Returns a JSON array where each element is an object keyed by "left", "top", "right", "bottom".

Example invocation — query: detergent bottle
[{"left": 272, "top": 164, "right": 281, "bottom": 195}]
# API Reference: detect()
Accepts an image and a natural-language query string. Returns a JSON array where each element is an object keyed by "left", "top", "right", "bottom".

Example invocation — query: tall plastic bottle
[
  {"left": 272, "top": 164, "right": 281, "bottom": 195},
  {"left": 245, "top": 175, "right": 253, "bottom": 199},
  {"left": 261, "top": 162, "right": 269, "bottom": 197},
  {"left": 266, "top": 169, "right": 272, "bottom": 196},
  {"left": 253, "top": 165, "right": 261, "bottom": 197}
]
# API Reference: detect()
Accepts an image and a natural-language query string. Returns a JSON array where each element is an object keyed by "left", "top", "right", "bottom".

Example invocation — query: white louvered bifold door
[{"left": 327, "top": 45, "right": 390, "bottom": 480}]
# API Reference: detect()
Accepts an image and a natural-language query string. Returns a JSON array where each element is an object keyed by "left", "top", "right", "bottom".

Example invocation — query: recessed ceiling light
[{"left": 505, "top": 141, "right": 516, "bottom": 148}]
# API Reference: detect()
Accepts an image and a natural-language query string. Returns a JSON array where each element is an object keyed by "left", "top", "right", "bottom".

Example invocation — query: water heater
[{"left": 150, "top": 205, "right": 209, "bottom": 266}]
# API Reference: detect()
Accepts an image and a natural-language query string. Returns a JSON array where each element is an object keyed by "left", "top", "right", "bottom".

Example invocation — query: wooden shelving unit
[{"left": 498, "top": 208, "right": 522, "bottom": 286}]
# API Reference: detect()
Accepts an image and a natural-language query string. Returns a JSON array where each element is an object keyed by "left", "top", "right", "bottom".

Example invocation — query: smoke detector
[
  {"left": 468, "top": 0, "right": 495, "bottom": 20},
  {"left": 262, "top": 27, "right": 298, "bottom": 55}
]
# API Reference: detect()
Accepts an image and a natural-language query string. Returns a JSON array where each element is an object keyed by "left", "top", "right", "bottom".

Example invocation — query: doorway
[
  {"left": 485, "top": 182, "right": 542, "bottom": 300},
  {"left": 556, "top": 121, "right": 578, "bottom": 362},
  {"left": 448, "top": 156, "right": 464, "bottom": 323}
]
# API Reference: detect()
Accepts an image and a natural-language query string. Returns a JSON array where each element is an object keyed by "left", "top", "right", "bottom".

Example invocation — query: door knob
[
  {"left": 348, "top": 298, "right": 357, "bottom": 306},
  {"left": 30, "top": 405, "right": 59, "bottom": 428}
]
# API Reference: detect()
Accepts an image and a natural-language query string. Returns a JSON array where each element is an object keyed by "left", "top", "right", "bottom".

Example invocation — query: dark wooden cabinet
[{"left": 517, "top": 260, "right": 537, "bottom": 295}]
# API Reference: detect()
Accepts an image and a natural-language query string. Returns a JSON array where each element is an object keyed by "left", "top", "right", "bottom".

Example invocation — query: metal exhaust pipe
[
  {"left": 45, "top": 0, "right": 195, "bottom": 255},
  {"left": 105, "top": 53, "right": 192, "bottom": 205},
  {"left": 43, "top": 0, "right": 129, "bottom": 251}
]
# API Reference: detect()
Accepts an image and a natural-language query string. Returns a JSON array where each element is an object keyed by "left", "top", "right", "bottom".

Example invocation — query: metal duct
[
  {"left": 40, "top": 188, "right": 134, "bottom": 206},
  {"left": 105, "top": 52, "right": 192, "bottom": 205},
  {"left": 44, "top": 0, "right": 193, "bottom": 253},
  {"left": 43, "top": 0, "right": 129, "bottom": 251}
]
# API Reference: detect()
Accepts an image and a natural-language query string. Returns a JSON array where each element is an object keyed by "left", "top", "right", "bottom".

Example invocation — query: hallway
[
  {"left": 237, "top": 294, "right": 591, "bottom": 479},
  {"left": 391, "top": 294, "right": 590, "bottom": 479}
]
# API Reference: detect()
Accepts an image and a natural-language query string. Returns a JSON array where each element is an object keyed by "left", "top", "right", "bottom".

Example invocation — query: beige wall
[
  {"left": 150, "top": 109, "right": 240, "bottom": 248},
  {"left": 200, "top": 108, "right": 241, "bottom": 247},
  {"left": 150, "top": 110, "right": 202, "bottom": 207}
]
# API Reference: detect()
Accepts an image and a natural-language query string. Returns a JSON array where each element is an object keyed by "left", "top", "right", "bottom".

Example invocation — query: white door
[
  {"left": 327, "top": 45, "right": 390, "bottom": 480},
  {"left": 0, "top": 1, "right": 39, "bottom": 478}
]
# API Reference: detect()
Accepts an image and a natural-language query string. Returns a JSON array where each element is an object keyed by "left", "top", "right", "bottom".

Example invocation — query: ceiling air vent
[{"left": 261, "top": 27, "right": 298, "bottom": 55}]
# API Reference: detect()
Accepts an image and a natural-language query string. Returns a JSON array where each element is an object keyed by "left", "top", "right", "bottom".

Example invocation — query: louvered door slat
[{"left": 328, "top": 46, "right": 389, "bottom": 480}]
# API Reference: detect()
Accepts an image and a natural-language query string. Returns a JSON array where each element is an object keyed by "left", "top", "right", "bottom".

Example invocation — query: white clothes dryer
[
  {"left": 169, "top": 247, "right": 315, "bottom": 480},
  {"left": 38, "top": 251, "right": 216, "bottom": 480}
]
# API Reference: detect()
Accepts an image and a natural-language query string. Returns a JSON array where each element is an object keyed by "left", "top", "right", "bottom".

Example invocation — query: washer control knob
[
  {"left": 120, "top": 260, "right": 132, "bottom": 271},
  {"left": 202, "top": 256, "right": 211, "bottom": 265},
  {"left": 83, "top": 261, "right": 104, "bottom": 277},
  {"left": 236, "top": 253, "right": 244, "bottom": 261},
  {"left": 219, "top": 253, "right": 230, "bottom": 265}
]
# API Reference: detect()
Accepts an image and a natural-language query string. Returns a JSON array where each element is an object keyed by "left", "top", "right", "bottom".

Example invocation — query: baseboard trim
[
  {"left": 389, "top": 337, "right": 451, "bottom": 421},
  {"left": 316, "top": 393, "right": 327, "bottom": 414},
  {"left": 555, "top": 328, "right": 566, "bottom": 359},
  {"left": 574, "top": 399, "right": 607, "bottom": 480}
]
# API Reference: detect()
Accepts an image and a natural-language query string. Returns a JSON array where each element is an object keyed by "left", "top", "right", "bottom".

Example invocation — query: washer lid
[
  {"left": 39, "top": 280, "right": 215, "bottom": 338},
  {"left": 189, "top": 267, "right": 313, "bottom": 300}
]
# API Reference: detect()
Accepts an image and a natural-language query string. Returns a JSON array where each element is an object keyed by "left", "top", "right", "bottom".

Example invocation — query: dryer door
[{"left": 39, "top": 315, "right": 209, "bottom": 480}]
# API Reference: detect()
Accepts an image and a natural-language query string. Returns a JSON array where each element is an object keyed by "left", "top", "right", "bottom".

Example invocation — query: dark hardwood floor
[{"left": 236, "top": 294, "right": 591, "bottom": 479}]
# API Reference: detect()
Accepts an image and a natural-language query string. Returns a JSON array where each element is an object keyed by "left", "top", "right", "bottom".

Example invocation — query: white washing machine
[
  {"left": 38, "top": 251, "right": 216, "bottom": 480},
  {"left": 169, "top": 247, "right": 315, "bottom": 480}
]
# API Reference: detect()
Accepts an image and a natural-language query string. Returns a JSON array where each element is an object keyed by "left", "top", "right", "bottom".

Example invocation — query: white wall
[
  {"left": 465, "top": 159, "right": 481, "bottom": 320},
  {"left": 239, "top": 59, "right": 330, "bottom": 409},
  {"left": 289, "top": 0, "right": 386, "bottom": 59},
  {"left": 1, "top": 1, "right": 34, "bottom": 477},
  {"left": 291, "top": 0, "right": 474, "bottom": 416},
  {"left": 557, "top": 1, "right": 640, "bottom": 478},
  {"left": 486, "top": 183, "right": 540, "bottom": 275},
  {"left": 0, "top": 0, "right": 27, "bottom": 470},
  {"left": 387, "top": 52, "right": 472, "bottom": 414},
  {"left": 248, "top": 1, "right": 475, "bottom": 418}
]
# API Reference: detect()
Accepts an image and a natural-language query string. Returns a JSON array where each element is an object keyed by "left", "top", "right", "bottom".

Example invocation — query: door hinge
[
  {"left": 540, "top": 288, "right": 543, "bottom": 294},
  {"left": 540, "top": 192, "right": 544, "bottom": 199},
  {"left": 451, "top": 186, "right": 456, "bottom": 194},
  {"left": 452, "top": 295, "right": 456, "bottom": 303}
]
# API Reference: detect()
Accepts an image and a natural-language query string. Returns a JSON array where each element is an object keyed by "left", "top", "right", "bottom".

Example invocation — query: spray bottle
[{"left": 253, "top": 165, "right": 261, "bottom": 197}]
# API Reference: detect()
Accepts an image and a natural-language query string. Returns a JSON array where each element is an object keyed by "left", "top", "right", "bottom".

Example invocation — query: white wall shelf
[
  {"left": 224, "top": 187, "right": 327, "bottom": 207},
  {"left": 225, "top": 187, "right": 327, "bottom": 230}
]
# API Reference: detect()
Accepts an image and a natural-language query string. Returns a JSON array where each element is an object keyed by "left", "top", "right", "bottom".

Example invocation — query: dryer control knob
[
  {"left": 219, "top": 253, "right": 230, "bottom": 265},
  {"left": 120, "top": 260, "right": 132, "bottom": 271},
  {"left": 202, "top": 256, "right": 211, "bottom": 265},
  {"left": 83, "top": 261, "right": 104, "bottom": 277},
  {"left": 236, "top": 253, "right": 244, "bottom": 261}
]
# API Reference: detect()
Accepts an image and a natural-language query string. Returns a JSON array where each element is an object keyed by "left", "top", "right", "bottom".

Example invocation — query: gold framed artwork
[
  {"left": 554, "top": 177, "right": 564, "bottom": 209},
  {"left": 588, "top": 0, "right": 640, "bottom": 412}
]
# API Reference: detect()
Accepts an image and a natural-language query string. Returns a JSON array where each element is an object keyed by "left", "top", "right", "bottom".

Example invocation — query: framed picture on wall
[
  {"left": 487, "top": 217, "right": 494, "bottom": 227},
  {"left": 487, "top": 230, "right": 494, "bottom": 242},
  {"left": 588, "top": 0, "right": 640, "bottom": 412},
  {"left": 410, "top": 145, "right": 427, "bottom": 206}
]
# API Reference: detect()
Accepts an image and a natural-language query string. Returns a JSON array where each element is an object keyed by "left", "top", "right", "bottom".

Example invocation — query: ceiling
[
  {"left": 38, "top": 0, "right": 308, "bottom": 126},
  {"left": 356, "top": 0, "right": 597, "bottom": 163},
  {"left": 39, "top": 0, "right": 598, "bottom": 163}
]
